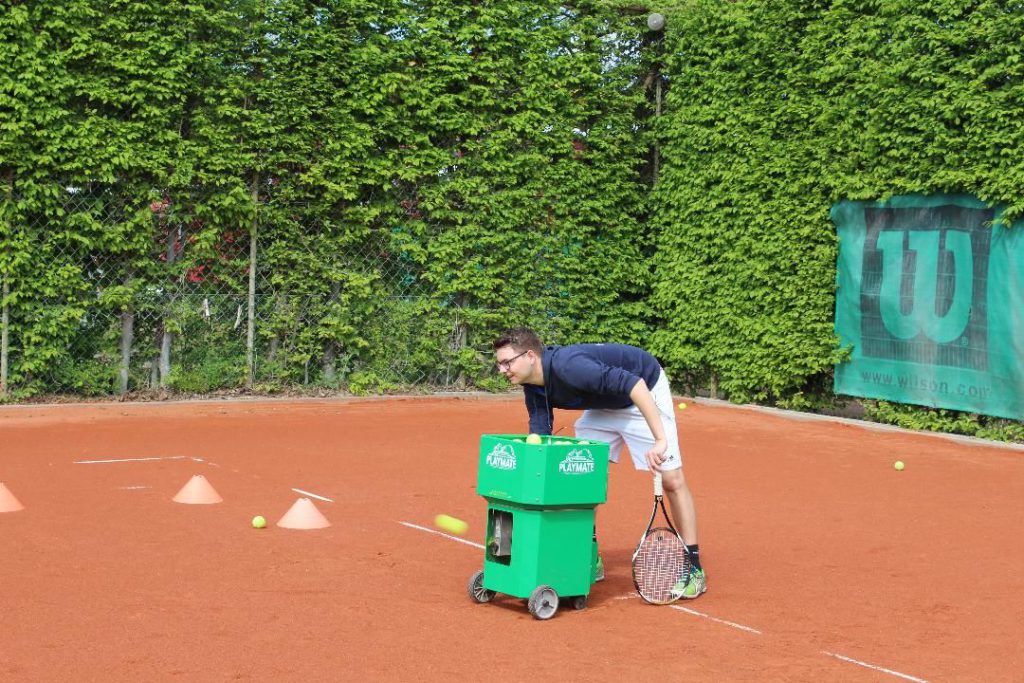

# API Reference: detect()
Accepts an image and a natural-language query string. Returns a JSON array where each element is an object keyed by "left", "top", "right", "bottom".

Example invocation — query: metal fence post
[
  {"left": 246, "top": 183, "right": 258, "bottom": 389},
  {"left": 1, "top": 275, "right": 8, "bottom": 398},
  {"left": 118, "top": 271, "right": 134, "bottom": 396},
  {"left": 158, "top": 220, "right": 177, "bottom": 388}
]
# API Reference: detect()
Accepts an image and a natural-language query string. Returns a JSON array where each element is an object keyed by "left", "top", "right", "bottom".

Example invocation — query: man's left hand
[{"left": 645, "top": 438, "right": 669, "bottom": 471}]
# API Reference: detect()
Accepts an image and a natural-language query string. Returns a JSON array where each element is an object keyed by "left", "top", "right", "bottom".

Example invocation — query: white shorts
[{"left": 573, "top": 370, "right": 682, "bottom": 471}]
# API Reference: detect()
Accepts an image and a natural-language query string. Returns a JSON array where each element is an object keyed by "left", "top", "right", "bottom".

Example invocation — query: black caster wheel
[
  {"left": 467, "top": 570, "right": 495, "bottom": 603},
  {"left": 571, "top": 595, "right": 588, "bottom": 610},
  {"left": 527, "top": 585, "right": 559, "bottom": 620}
]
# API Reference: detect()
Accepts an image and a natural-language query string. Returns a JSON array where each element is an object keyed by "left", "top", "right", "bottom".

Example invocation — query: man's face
[{"left": 495, "top": 346, "right": 531, "bottom": 384}]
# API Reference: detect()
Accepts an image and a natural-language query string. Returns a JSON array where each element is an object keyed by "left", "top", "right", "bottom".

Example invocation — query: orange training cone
[
  {"left": 0, "top": 483, "right": 25, "bottom": 513},
  {"left": 276, "top": 497, "right": 331, "bottom": 529},
  {"left": 172, "top": 475, "right": 223, "bottom": 504}
]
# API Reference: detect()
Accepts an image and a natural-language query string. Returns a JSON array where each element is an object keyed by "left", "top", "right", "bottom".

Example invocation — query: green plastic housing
[
  {"left": 476, "top": 434, "right": 609, "bottom": 601},
  {"left": 476, "top": 434, "right": 609, "bottom": 506},
  {"left": 482, "top": 502, "right": 599, "bottom": 599}
]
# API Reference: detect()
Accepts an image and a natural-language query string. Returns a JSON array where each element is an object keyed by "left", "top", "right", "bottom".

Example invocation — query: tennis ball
[
  {"left": 525, "top": 433, "right": 542, "bottom": 445},
  {"left": 678, "top": 402, "right": 687, "bottom": 410},
  {"left": 894, "top": 461, "right": 905, "bottom": 471},
  {"left": 252, "top": 515, "right": 267, "bottom": 529},
  {"left": 434, "top": 514, "right": 468, "bottom": 535}
]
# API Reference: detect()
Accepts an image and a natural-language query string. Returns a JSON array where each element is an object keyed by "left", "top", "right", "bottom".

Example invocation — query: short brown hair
[{"left": 493, "top": 327, "right": 543, "bottom": 354}]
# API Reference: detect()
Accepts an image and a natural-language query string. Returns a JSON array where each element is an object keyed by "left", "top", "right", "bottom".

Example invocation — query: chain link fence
[{"left": 0, "top": 185, "right": 514, "bottom": 400}]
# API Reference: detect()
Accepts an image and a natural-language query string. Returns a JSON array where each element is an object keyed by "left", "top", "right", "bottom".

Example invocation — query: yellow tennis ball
[
  {"left": 525, "top": 433, "right": 542, "bottom": 445},
  {"left": 894, "top": 461, "right": 905, "bottom": 471},
  {"left": 434, "top": 514, "right": 468, "bottom": 535},
  {"left": 678, "top": 402, "right": 687, "bottom": 410},
  {"left": 252, "top": 515, "right": 267, "bottom": 529}
]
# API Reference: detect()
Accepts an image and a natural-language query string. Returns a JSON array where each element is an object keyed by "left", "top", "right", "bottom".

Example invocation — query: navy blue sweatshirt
[{"left": 524, "top": 343, "right": 663, "bottom": 435}]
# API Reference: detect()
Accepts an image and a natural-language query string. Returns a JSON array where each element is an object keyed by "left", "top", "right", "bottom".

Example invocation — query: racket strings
[{"left": 633, "top": 527, "right": 690, "bottom": 604}]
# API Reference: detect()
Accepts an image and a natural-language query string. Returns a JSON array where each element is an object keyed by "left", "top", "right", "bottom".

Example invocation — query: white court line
[
  {"left": 822, "top": 651, "right": 929, "bottom": 683},
  {"left": 398, "top": 520, "right": 927, "bottom": 681},
  {"left": 670, "top": 604, "right": 763, "bottom": 634},
  {"left": 292, "top": 488, "right": 333, "bottom": 503},
  {"left": 399, "top": 521, "right": 484, "bottom": 549},
  {"left": 74, "top": 456, "right": 187, "bottom": 464},
  {"left": 401, "top": 522, "right": 761, "bottom": 635},
  {"left": 118, "top": 485, "right": 151, "bottom": 490},
  {"left": 613, "top": 591, "right": 763, "bottom": 635}
]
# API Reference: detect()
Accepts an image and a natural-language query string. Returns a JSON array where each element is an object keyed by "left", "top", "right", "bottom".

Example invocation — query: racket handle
[{"left": 653, "top": 471, "right": 663, "bottom": 497}]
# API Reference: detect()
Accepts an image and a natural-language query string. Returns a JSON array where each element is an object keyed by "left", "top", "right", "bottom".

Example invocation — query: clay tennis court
[{"left": 1, "top": 396, "right": 1021, "bottom": 682}]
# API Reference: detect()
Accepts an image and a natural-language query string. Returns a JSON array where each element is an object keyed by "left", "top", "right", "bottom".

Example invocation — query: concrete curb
[
  {"left": 684, "top": 396, "right": 1024, "bottom": 453},
  {"left": 3, "top": 390, "right": 1021, "bottom": 453}
]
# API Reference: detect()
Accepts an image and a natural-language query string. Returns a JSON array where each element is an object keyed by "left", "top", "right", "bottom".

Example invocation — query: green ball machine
[{"left": 467, "top": 434, "right": 609, "bottom": 620}]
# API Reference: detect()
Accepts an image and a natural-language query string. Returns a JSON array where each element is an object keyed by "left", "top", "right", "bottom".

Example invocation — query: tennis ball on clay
[
  {"left": 252, "top": 515, "right": 267, "bottom": 529},
  {"left": 434, "top": 514, "right": 469, "bottom": 535},
  {"left": 894, "top": 461, "right": 905, "bottom": 471},
  {"left": 678, "top": 402, "right": 687, "bottom": 410},
  {"left": 525, "top": 433, "right": 543, "bottom": 445}
]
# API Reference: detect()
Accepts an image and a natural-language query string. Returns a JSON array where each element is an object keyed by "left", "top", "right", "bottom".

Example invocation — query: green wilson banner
[{"left": 832, "top": 195, "right": 1024, "bottom": 420}]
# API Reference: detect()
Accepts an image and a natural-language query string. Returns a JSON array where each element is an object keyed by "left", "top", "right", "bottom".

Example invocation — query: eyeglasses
[{"left": 496, "top": 350, "right": 528, "bottom": 372}]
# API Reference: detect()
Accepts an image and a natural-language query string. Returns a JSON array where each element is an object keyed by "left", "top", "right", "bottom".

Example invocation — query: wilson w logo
[
  {"left": 861, "top": 205, "right": 992, "bottom": 370},
  {"left": 876, "top": 230, "right": 972, "bottom": 343}
]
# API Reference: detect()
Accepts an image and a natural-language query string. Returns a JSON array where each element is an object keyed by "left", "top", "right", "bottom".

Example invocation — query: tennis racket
[{"left": 631, "top": 471, "right": 691, "bottom": 604}]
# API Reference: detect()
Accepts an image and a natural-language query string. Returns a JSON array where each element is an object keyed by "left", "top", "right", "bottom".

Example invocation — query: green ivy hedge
[
  {"left": 0, "top": 1, "right": 656, "bottom": 398},
  {"left": 1, "top": 0, "right": 1021, "bottom": 442},
  {"left": 648, "top": 0, "right": 1023, "bottom": 439}
]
